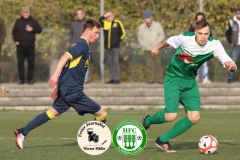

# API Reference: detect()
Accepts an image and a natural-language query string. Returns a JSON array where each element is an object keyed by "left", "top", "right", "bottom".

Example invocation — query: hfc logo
[
  {"left": 122, "top": 128, "right": 137, "bottom": 149},
  {"left": 113, "top": 120, "right": 147, "bottom": 156}
]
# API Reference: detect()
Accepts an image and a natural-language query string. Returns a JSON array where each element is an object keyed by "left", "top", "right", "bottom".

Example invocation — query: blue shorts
[{"left": 53, "top": 91, "right": 100, "bottom": 116}]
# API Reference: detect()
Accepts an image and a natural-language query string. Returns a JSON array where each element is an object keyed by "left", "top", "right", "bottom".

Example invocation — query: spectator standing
[
  {"left": 189, "top": 12, "right": 212, "bottom": 84},
  {"left": 12, "top": 7, "right": 42, "bottom": 85},
  {"left": 226, "top": 8, "right": 240, "bottom": 84},
  {"left": 137, "top": 11, "right": 165, "bottom": 84},
  {"left": 69, "top": 8, "right": 89, "bottom": 83},
  {"left": 0, "top": 17, "right": 6, "bottom": 83},
  {"left": 99, "top": 11, "right": 126, "bottom": 84}
]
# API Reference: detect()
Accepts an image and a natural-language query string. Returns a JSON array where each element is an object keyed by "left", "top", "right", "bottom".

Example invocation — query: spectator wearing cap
[
  {"left": 137, "top": 11, "right": 165, "bottom": 84},
  {"left": 0, "top": 17, "right": 6, "bottom": 83},
  {"left": 99, "top": 11, "right": 126, "bottom": 84},
  {"left": 226, "top": 8, "right": 240, "bottom": 84},
  {"left": 12, "top": 6, "right": 42, "bottom": 85}
]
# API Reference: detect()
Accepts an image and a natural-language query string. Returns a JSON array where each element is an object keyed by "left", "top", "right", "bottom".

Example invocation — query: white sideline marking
[
  {"left": 1, "top": 111, "right": 240, "bottom": 115},
  {"left": 0, "top": 137, "right": 75, "bottom": 140},
  {"left": 0, "top": 137, "right": 239, "bottom": 142},
  {"left": 147, "top": 139, "right": 240, "bottom": 143}
]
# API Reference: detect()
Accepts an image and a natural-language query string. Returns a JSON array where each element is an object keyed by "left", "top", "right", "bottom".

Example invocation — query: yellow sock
[
  {"left": 95, "top": 112, "right": 107, "bottom": 121},
  {"left": 46, "top": 110, "right": 57, "bottom": 119}
]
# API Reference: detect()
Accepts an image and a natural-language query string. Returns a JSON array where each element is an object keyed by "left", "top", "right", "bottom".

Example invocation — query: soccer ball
[{"left": 198, "top": 135, "right": 218, "bottom": 154}]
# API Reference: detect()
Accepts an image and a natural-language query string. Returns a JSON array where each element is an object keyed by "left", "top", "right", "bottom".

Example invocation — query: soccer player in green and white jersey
[{"left": 141, "top": 19, "right": 237, "bottom": 152}]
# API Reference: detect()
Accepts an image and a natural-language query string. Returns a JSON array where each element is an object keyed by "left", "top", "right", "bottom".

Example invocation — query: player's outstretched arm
[
  {"left": 213, "top": 40, "right": 237, "bottom": 72},
  {"left": 224, "top": 61, "right": 237, "bottom": 72},
  {"left": 151, "top": 40, "right": 169, "bottom": 56},
  {"left": 48, "top": 53, "right": 72, "bottom": 88}
]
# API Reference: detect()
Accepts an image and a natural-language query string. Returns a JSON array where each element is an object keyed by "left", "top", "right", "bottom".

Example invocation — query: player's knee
[
  {"left": 165, "top": 113, "right": 177, "bottom": 122},
  {"left": 46, "top": 110, "right": 59, "bottom": 120},
  {"left": 188, "top": 114, "right": 200, "bottom": 123}
]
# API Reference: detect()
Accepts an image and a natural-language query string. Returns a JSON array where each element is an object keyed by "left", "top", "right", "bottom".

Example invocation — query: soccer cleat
[
  {"left": 141, "top": 115, "right": 150, "bottom": 130},
  {"left": 155, "top": 137, "right": 176, "bottom": 153},
  {"left": 14, "top": 128, "right": 26, "bottom": 149}
]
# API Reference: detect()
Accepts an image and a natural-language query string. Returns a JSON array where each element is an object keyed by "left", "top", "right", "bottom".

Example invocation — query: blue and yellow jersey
[{"left": 58, "top": 37, "right": 90, "bottom": 94}]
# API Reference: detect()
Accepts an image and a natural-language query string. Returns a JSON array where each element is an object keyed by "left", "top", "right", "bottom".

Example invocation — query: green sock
[
  {"left": 145, "top": 111, "right": 166, "bottom": 127},
  {"left": 160, "top": 116, "right": 194, "bottom": 142}
]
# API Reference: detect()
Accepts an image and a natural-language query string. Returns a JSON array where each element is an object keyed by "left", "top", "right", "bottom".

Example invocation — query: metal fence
[{"left": 0, "top": 29, "right": 238, "bottom": 83}]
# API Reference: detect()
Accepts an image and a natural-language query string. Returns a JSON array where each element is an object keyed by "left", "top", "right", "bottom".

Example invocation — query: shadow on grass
[
  {"left": 24, "top": 142, "right": 116, "bottom": 149},
  {"left": 144, "top": 142, "right": 197, "bottom": 151},
  {"left": 25, "top": 141, "right": 238, "bottom": 150},
  {"left": 24, "top": 142, "right": 78, "bottom": 149},
  {"left": 145, "top": 141, "right": 238, "bottom": 153}
]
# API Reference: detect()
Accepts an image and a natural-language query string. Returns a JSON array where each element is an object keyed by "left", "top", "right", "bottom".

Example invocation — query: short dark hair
[
  {"left": 193, "top": 19, "right": 210, "bottom": 30},
  {"left": 76, "top": 8, "right": 84, "bottom": 13},
  {"left": 194, "top": 12, "right": 206, "bottom": 20},
  {"left": 236, "top": 8, "right": 240, "bottom": 13},
  {"left": 83, "top": 17, "right": 101, "bottom": 31}
]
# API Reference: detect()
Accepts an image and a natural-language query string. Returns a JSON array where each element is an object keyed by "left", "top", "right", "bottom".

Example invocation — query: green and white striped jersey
[{"left": 166, "top": 32, "right": 235, "bottom": 79}]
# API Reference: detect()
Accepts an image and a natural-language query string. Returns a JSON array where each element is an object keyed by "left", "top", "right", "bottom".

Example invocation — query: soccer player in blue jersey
[
  {"left": 141, "top": 19, "right": 237, "bottom": 152},
  {"left": 14, "top": 18, "right": 107, "bottom": 149}
]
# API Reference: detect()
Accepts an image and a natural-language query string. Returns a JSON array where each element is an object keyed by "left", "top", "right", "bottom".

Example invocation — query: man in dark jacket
[
  {"left": 69, "top": 8, "right": 86, "bottom": 46},
  {"left": 226, "top": 8, "right": 240, "bottom": 84},
  {"left": 12, "top": 7, "right": 42, "bottom": 85},
  {"left": 99, "top": 11, "right": 126, "bottom": 84},
  {"left": 69, "top": 8, "right": 89, "bottom": 83},
  {"left": 0, "top": 17, "right": 6, "bottom": 83}
]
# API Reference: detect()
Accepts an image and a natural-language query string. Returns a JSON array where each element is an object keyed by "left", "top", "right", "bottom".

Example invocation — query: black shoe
[
  {"left": 18, "top": 80, "right": 25, "bottom": 85},
  {"left": 155, "top": 137, "right": 176, "bottom": 153},
  {"left": 227, "top": 79, "right": 232, "bottom": 84},
  {"left": 141, "top": 115, "right": 150, "bottom": 130},
  {"left": 148, "top": 81, "right": 154, "bottom": 84},
  {"left": 27, "top": 80, "right": 34, "bottom": 85},
  {"left": 94, "top": 117, "right": 106, "bottom": 123},
  {"left": 106, "top": 80, "right": 114, "bottom": 84},
  {"left": 113, "top": 80, "right": 120, "bottom": 84}
]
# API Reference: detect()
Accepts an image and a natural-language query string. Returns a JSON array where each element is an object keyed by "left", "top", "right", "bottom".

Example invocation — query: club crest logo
[
  {"left": 112, "top": 120, "right": 147, "bottom": 155},
  {"left": 178, "top": 52, "right": 195, "bottom": 63},
  {"left": 77, "top": 121, "right": 111, "bottom": 155}
]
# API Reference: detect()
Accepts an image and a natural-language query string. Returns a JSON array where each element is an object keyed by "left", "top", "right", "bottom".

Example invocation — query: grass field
[{"left": 0, "top": 109, "right": 239, "bottom": 160}]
